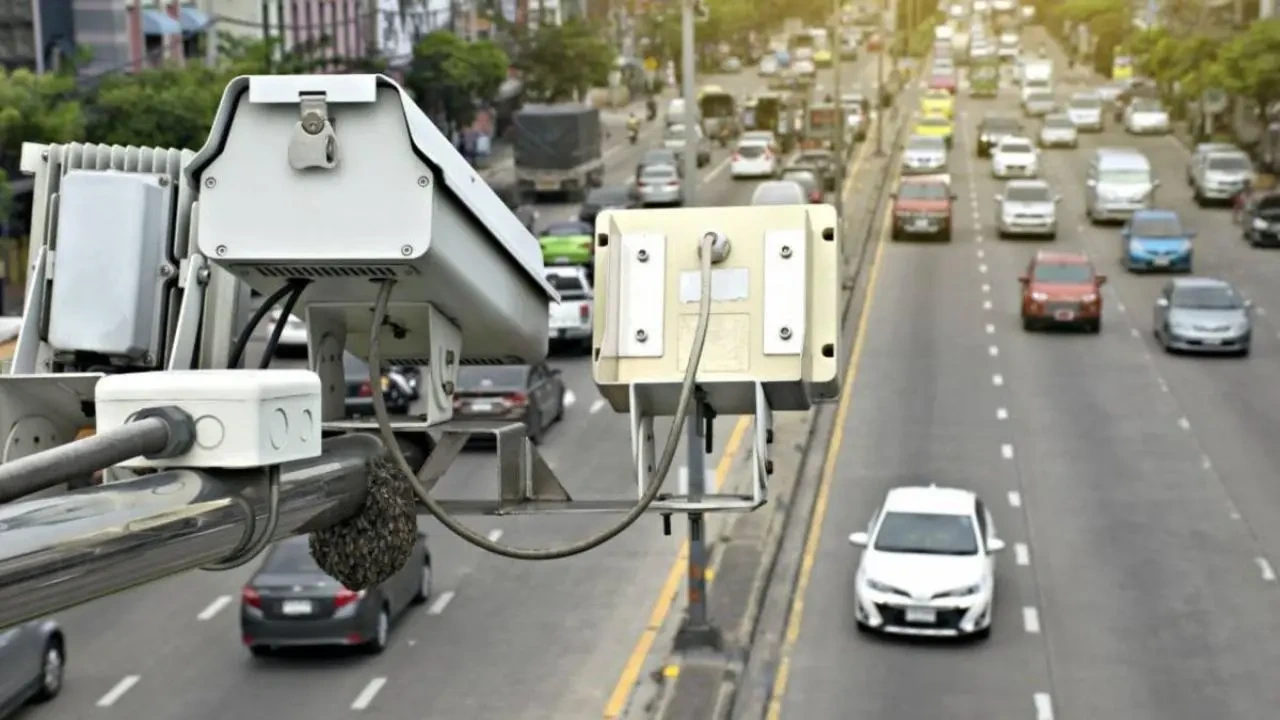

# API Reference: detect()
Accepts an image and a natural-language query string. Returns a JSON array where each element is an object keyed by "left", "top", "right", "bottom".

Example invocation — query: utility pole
[
  {"left": 29, "top": 0, "right": 45, "bottom": 74},
  {"left": 832, "top": 0, "right": 846, "bottom": 215},
  {"left": 874, "top": 0, "right": 886, "bottom": 156},
  {"left": 680, "top": 0, "right": 698, "bottom": 205},
  {"left": 673, "top": 396, "right": 721, "bottom": 651}
]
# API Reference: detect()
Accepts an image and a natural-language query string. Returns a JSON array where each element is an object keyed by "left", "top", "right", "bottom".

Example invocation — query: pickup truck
[{"left": 546, "top": 266, "right": 594, "bottom": 353}]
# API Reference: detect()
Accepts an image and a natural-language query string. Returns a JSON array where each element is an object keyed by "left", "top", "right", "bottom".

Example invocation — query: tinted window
[
  {"left": 543, "top": 222, "right": 591, "bottom": 236},
  {"left": 1000, "top": 141, "right": 1033, "bottom": 154},
  {"left": 1131, "top": 98, "right": 1163, "bottom": 111},
  {"left": 1006, "top": 185, "right": 1051, "bottom": 202},
  {"left": 907, "top": 135, "right": 946, "bottom": 150},
  {"left": 701, "top": 94, "right": 734, "bottom": 117},
  {"left": 873, "top": 512, "right": 979, "bottom": 555},
  {"left": 1172, "top": 286, "right": 1243, "bottom": 309},
  {"left": 1069, "top": 96, "right": 1102, "bottom": 109},
  {"left": 899, "top": 182, "right": 949, "bottom": 200},
  {"left": 1033, "top": 262, "right": 1092, "bottom": 284},
  {"left": 737, "top": 143, "right": 767, "bottom": 158},
  {"left": 1044, "top": 116, "right": 1074, "bottom": 128},
  {"left": 1131, "top": 215, "right": 1184, "bottom": 237},
  {"left": 1208, "top": 155, "right": 1251, "bottom": 171},
  {"left": 457, "top": 366, "right": 529, "bottom": 390},
  {"left": 262, "top": 538, "right": 321, "bottom": 573},
  {"left": 641, "top": 167, "right": 678, "bottom": 182},
  {"left": 545, "top": 273, "right": 585, "bottom": 293}
]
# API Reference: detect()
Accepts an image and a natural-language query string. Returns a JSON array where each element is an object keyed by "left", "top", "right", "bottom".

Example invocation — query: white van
[
  {"left": 1021, "top": 58, "right": 1053, "bottom": 86},
  {"left": 1085, "top": 148, "right": 1159, "bottom": 223}
]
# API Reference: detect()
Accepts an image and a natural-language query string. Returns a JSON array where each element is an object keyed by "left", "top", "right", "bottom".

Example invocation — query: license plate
[
  {"left": 905, "top": 606, "right": 937, "bottom": 623},
  {"left": 470, "top": 401, "right": 494, "bottom": 412},
  {"left": 911, "top": 219, "right": 932, "bottom": 231},
  {"left": 1153, "top": 257, "right": 1171, "bottom": 267},
  {"left": 1055, "top": 310, "right": 1075, "bottom": 321},
  {"left": 281, "top": 600, "right": 313, "bottom": 616},
  {"left": 536, "top": 180, "right": 561, "bottom": 191},
  {"left": 1203, "top": 338, "right": 1223, "bottom": 345},
  {"left": 552, "top": 256, "right": 572, "bottom": 265},
  {"left": 555, "top": 329, "right": 566, "bottom": 339}
]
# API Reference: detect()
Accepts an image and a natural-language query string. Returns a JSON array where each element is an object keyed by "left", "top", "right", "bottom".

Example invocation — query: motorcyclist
[
  {"left": 645, "top": 95, "right": 657, "bottom": 120},
  {"left": 627, "top": 112, "right": 641, "bottom": 143}
]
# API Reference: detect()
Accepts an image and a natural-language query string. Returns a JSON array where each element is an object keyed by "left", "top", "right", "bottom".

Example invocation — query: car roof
[
  {"left": 1006, "top": 178, "right": 1049, "bottom": 190},
  {"left": 997, "top": 135, "right": 1033, "bottom": 145},
  {"left": 1196, "top": 142, "right": 1239, "bottom": 154},
  {"left": 1034, "top": 249, "right": 1090, "bottom": 264},
  {"left": 1133, "top": 208, "right": 1179, "bottom": 220},
  {"left": 882, "top": 486, "right": 976, "bottom": 515},
  {"left": 1205, "top": 150, "right": 1250, "bottom": 161},
  {"left": 1172, "top": 276, "right": 1232, "bottom": 289}
]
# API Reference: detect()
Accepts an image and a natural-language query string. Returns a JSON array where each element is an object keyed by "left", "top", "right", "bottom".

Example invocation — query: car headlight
[
  {"left": 1253, "top": 217, "right": 1269, "bottom": 231},
  {"left": 1031, "top": 292, "right": 1048, "bottom": 301},
  {"left": 936, "top": 583, "right": 982, "bottom": 598},
  {"left": 1081, "top": 293, "right": 1098, "bottom": 303}
]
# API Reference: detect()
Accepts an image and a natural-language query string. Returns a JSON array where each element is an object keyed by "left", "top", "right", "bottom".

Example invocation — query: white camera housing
[{"left": 187, "top": 74, "right": 557, "bottom": 368}]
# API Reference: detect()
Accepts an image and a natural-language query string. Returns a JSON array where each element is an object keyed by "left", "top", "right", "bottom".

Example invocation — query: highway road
[
  {"left": 771, "top": 30, "right": 1280, "bottom": 720},
  {"left": 22, "top": 60, "right": 877, "bottom": 720}
]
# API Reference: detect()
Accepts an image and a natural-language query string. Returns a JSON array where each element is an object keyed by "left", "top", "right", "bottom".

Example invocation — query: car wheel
[
  {"left": 1022, "top": 317, "right": 1036, "bottom": 332},
  {"left": 1087, "top": 319, "right": 1102, "bottom": 334},
  {"left": 363, "top": 608, "right": 391, "bottom": 655},
  {"left": 1239, "top": 344, "right": 1252, "bottom": 358},
  {"left": 526, "top": 409, "right": 544, "bottom": 444},
  {"left": 32, "top": 639, "right": 64, "bottom": 702},
  {"left": 412, "top": 562, "right": 432, "bottom": 605}
]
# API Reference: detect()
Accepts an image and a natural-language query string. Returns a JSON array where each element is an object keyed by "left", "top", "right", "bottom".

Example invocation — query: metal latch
[{"left": 288, "top": 93, "right": 338, "bottom": 171}]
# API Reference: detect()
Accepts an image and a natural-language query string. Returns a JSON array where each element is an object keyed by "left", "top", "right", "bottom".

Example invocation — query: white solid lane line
[
  {"left": 1007, "top": 491, "right": 1022, "bottom": 508},
  {"left": 427, "top": 591, "right": 455, "bottom": 616},
  {"left": 1000, "top": 443, "right": 1014, "bottom": 460},
  {"left": 1034, "top": 692, "right": 1055, "bottom": 720},
  {"left": 1177, "top": 416, "right": 1190, "bottom": 431},
  {"left": 351, "top": 677, "right": 388, "bottom": 710},
  {"left": 564, "top": 390, "right": 577, "bottom": 407},
  {"left": 1014, "top": 542, "right": 1030, "bottom": 566},
  {"left": 1022, "top": 606, "right": 1041, "bottom": 634},
  {"left": 97, "top": 675, "right": 141, "bottom": 707},
  {"left": 196, "top": 595, "right": 232, "bottom": 621},
  {"left": 589, "top": 398, "right": 606, "bottom": 414},
  {"left": 486, "top": 528, "right": 504, "bottom": 543},
  {"left": 1257, "top": 557, "right": 1276, "bottom": 582}
]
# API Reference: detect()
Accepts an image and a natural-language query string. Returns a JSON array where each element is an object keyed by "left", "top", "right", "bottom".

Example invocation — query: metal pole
[
  {"left": 680, "top": 0, "right": 697, "bottom": 205},
  {"left": 674, "top": 399, "right": 721, "bottom": 650},
  {"left": 0, "top": 434, "right": 381, "bottom": 629},
  {"left": 29, "top": 0, "right": 45, "bottom": 73},
  {"left": 832, "top": 4, "right": 846, "bottom": 212},
  {"left": 874, "top": 0, "right": 886, "bottom": 157}
]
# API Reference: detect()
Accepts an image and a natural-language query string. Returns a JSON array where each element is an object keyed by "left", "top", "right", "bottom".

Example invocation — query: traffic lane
[
  {"left": 977, "top": 134, "right": 1280, "bottom": 719},
  {"left": 1035, "top": 127, "right": 1280, "bottom": 578},
  {"left": 780, "top": 162, "right": 1049, "bottom": 719}
]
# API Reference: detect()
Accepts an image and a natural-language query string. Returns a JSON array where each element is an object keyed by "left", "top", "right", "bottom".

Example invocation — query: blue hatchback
[{"left": 1122, "top": 209, "right": 1194, "bottom": 272}]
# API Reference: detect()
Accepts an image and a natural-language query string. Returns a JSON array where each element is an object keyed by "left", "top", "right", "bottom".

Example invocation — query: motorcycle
[
  {"left": 629, "top": 126, "right": 640, "bottom": 144},
  {"left": 646, "top": 99, "right": 657, "bottom": 121}
]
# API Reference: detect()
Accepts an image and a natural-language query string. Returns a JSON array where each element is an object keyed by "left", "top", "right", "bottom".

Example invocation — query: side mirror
[
  {"left": 848, "top": 531, "right": 869, "bottom": 547},
  {"left": 988, "top": 537, "right": 1006, "bottom": 553},
  {"left": 1156, "top": 297, "right": 1169, "bottom": 307},
  {"left": 1152, "top": 179, "right": 1162, "bottom": 188},
  {"left": 994, "top": 194, "right": 1004, "bottom": 202},
  {"left": 1096, "top": 274, "right": 1108, "bottom": 285},
  {"left": 1018, "top": 275, "right": 1029, "bottom": 284},
  {"left": 1054, "top": 195, "right": 1062, "bottom": 203},
  {"left": 550, "top": 367, "right": 564, "bottom": 376},
  {"left": 1086, "top": 178, "right": 1097, "bottom": 187}
]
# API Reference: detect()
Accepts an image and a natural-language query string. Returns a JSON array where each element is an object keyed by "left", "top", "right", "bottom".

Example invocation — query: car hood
[
  {"left": 1029, "top": 281, "right": 1096, "bottom": 299},
  {"left": 1131, "top": 110, "right": 1169, "bottom": 120},
  {"left": 1042, "top": 125, "right": 1077, "bottom": 134},
  {"left": 1168, "top": 307, "right": 1247, "bottom": 328},
  {"left": 995, "top": 152, "right": 1036, "bottom": 163},
  {"left": 1068, "top": 107, "right": 1102, "bottom": 116},
  {"left": 1002, "top": 201, "right": 1054, "bottom": 215},
  {"left": 861, "top": 551, "right": 985, "bottom": 597}
]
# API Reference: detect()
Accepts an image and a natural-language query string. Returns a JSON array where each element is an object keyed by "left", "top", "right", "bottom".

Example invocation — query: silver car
[
  {"left": 1023, "top": 90, "right": 1057, "bottom": 117},
  {"left": 901, "top": 134, "right": 949, "bottom": 175},
  {"left": 1186, "top": 142, "right": 1240, "bottom": 185},
  {"left": 1066, "top": 92, "right": 1105, "bottom": 131},
  {"left": 663, "top": 124, "right": 712, "bottom": 167},
  {"left": 995, "top": 179, "right": 1059, "bottom": 238},
  {"left": 637, "top": 165, "right": 684, "bottom": 206},
  {"left": 1192, "top": 151, "right": 1255, "bottom": 205},
  {"left": 1154, "top": 277, "right": 1252, "bottom": 356},
  {"left": 1038, "top": 114, "right": 1078, "bottom": 148},
  {"left": 0, "top": 619, "right": 65, "bottom": 712},
  {"left": 751, "top": 180, "right": 807, "bottom": 205}
]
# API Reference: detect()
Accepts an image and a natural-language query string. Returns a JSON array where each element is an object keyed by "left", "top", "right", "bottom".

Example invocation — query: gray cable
[
  {"left": 365, "top": 234, "right": 716, "bottom": 560},
  {"left": 0, "top": 416, "right": 173, "bottom": 503}
]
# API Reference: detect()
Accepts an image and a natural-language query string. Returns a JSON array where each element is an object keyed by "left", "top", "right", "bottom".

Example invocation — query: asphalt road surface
[
  {"left": 773, "top": 32, "right": 1280, "bottom": 720},
  {"left": 23, "top": 59, "right": 877, "bottom": 720}
]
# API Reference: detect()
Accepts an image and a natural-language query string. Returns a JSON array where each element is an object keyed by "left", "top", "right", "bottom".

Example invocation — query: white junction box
[{"left": 95, "top": 370, "right": 322, "bottom": 469}]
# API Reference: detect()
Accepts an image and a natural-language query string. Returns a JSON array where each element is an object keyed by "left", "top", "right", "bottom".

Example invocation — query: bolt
[
  {"left": 401, "top": 245, "right": 414, "bottom": 256},
  {"left": 159, "top": 264, "right": 174, "bottom": 278},
  {"left": 635, "top": 329, "right": 648, "bottom": 342},
  {"left": 157, "top": 176, "right": 170, "bottom": 187},
  {"left": 204, "top": 177, "right": 216, "bottom": 189},
  {"left": 302, "top": 112, "right": 325, "bottom": 135},
  {"left": 779, "top": 326, "right": 792, "bottom": 340},
  {"left": 40, "top": 150, "right": 48, "bottom": 160},
  {"left": 197, "top": 268, "right": 211, "bottom": 285},
  {"left": 780, "top": 245, "right": 792, "bottom": 258},
  {"left": 418, "top": 176, "right": 431, "bottom": 187},
  {"left": 443, "top": 381, "right": 455, "bottom": 395},
  {"left": 215, "top": 245, "right": 227, "bottom": 257},
  {"left": 143, "top": 353, "right": 155, "bottom": 365},
  {"left": 637, "top": 249, "right": 649, "bottom": 262}
]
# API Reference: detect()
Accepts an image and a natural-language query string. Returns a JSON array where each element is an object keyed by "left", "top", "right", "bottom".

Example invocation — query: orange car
[{"left": 1019, "top": 250, "right": 1106, "bottom": 333}]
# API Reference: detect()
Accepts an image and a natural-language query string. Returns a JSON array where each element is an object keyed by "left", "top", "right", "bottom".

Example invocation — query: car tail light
[
  {"left": 357, "top": 381, "right": 372, "bottom": 397},
  {"left": 809, "top": 191, "right": 822, "bottom": 203},
  {"left": 334, "top": 588, "right": 364, "bottom": 608},
  {"left": 667, "top": 182, "right": 680, "bottom": 189},
  {"left": 242, "top": 587, "right": 262, "bottom": 609},
  {"left": 505, "top": 392, "right": 528, "bottom": 407},
  {"left": 732, "top": 152, "right": 741, "bottom": 161},
  {"left": 579, "top": 303, "right": 590, "bottom": 320}
]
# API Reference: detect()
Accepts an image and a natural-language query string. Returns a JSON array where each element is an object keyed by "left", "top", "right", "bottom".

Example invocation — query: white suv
[{"left": 991, "top": 136, "right": 1039, "bottom": 178}]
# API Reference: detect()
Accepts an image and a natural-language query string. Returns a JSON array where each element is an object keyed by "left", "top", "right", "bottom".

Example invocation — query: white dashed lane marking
[
  {"left": 427, "top": 591, "right": 455, "bottom": 615},
  {"left": 983, "top": 299, "right": 993, "bottom": 310},
  {"left": 1001, "top": 443, "right": 1014, "bottom": 460},
  {"left": 1014, "top": 542, "right": 1030, "bottom": 566},
  {"left": 985, "top": 323, "right": 996, "bottom": 334},
  {"left": 992, "top": 373, "right": 1004, "bottom": 386},
  {"left": 589, "top": 398, "right": 606, "bottom": 414},
  {"left": 197, "top": 595, "right": 232, "bottom": 621},
  {"left": 982, "top": 283, "right": 991, "bottom": 293},
  {"left": 1178, "top": 416, "right": 1190, "bottom": 431},
  {"left": 97, "top": 676, "right": 140, "bottom": 707},
  {"left": 979, "top": 263, "right": 988, "bottom": 273},
  {"left": 1257, "top": 557, "right": 1276, "bottom": 582},
  {"left": 988, "top": 345, "right": 999, "bottom": 357},
  {"left": 1007, "top": 491, "right": 1022, "bottom": 508},
  {"left": 997, "top": 407, "right": 1008, "bottom": 420},
  {"left": 351, "top": 677, "right": 388, "bottom": 711},
  {"left": 1034, "top": 692, "right": 1055, "bottom": 720},
  {"left": 1023, "top": 606, "right": 1041, "bottom": 634}
]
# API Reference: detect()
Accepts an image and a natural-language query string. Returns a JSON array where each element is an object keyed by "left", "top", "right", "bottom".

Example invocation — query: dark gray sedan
[
  {"left": 1154, "top": 277, "right": 1253, "bottom": 356},
  {"left": 0, "top": 619, "right": 64, "bottom": 716},
  {"left": 240, "top": 534, "right": 432, "bottom": 656}
]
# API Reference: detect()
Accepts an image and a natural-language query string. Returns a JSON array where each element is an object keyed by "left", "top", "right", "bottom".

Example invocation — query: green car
[
  {"left": 969, "top": 68, "right": 999, "bottom": 98},
  {"left": 539, "top": 220, "right": 594, "bottom": 266}
]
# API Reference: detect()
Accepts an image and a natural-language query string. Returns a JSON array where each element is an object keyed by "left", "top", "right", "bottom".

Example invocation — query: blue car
[{"left": 1121, "top": 209, "right": 1194, "bottom": 272}]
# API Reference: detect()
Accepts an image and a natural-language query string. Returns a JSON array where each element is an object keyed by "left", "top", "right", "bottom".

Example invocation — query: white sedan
[
  {"left": 1124, "top": 99, "right": 1171, "bottom": 135},
  {"left": 730, "top": 140, "right": 777, "bottom": 179},
  {"left": 849, "top": 485, "right": 1005, "bottom": 638},
  {"left": 991, "top": 136, "right": 1039, "bottom": 179}
]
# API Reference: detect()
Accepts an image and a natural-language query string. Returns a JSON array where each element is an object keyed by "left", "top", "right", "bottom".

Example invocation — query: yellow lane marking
[
  {"left": 764, "top": 163, "right": 898, "bottom": 720},
  {"left": 602, "top": 107, "right": 878, "bottom": 720}
]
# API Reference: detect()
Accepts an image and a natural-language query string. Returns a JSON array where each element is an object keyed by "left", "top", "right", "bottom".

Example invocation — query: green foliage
[
  {"left": 86, "top": 64, "right": 227, "bottom": 150},
  {"left": 507, "top": 18, "right": 612, "bottom": 103},
  {"left": 0, "top": 68, "right": 86, "bottom": 219},
  {"left": 405, "top": 31, "right": 509, "bottom": 127},
  {"left": 1216, "top": 19, "right": 1280, "bottom": 112}
]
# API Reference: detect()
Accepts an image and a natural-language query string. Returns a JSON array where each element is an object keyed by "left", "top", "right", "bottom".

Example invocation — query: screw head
[
  {"left": 401, "top": 245, "right": 414, "bottom": 256},
  {"left": 215, "top": 245, "right": 227, "bottom": 257},
  {"left": 204, "top": 177, "right": 216, "bottom": 189},
  {"left": 159, "top": 264, "right": 174, "bottom": 277},
  {"left": 637, "top": 249, "right": 649, "bottom": 262},
  {"left": 779, "top": 326, "right": 792, "bottom": 340},
  {"left": 635, "top": 329, "right": 648, "bottom": 342},
  {"left": 780, "top": 245, "right": 792, "bottom": 258},
  {"left": 418, "top": 176, "right": 431, "bottom": 187},
  {"left": 157, "top": 176, "right": 170, "bottom": 187},
  {"left": 40, "top": 150, "right": 49, "bottom": 160}
]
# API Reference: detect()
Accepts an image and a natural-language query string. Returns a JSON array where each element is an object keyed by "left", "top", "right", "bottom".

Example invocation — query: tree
[
  {"left": 1051, "top": 0, "right": 1131, "bottom": 74},
  {"left": 508, "top": 17, "right": 613, "bottom": 103},
  {"left": 1217, "top": 19, "right": 1280, "bottom": 121},
  {"left": 406, "top": 31, "right": 509, "bottom": 129},
  {"left": 0, "top": 68, "right": 86, "bottom": 223},
  {"left": 85, "top": 65, "right": 227, "bottom": 150}
]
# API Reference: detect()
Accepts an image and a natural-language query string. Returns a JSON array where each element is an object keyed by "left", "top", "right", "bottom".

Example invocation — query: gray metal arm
[{"left": 0, "top": 434, "right": 383, "bottom": 629}]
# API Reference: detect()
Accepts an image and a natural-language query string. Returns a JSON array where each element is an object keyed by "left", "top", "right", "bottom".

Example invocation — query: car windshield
[
  {"left": 586, "top": 187, "right": 630, "bottom": 205},
  {"left": 543, "top": 222, "right": 590, "bottom": 236},
  {"left": 665, "top": 128, "right": 688, "bottom": 142},
  {"left": 641, "top": 167, "right": 678, "bottom": 183},
  {"left": 972, "top": 67, "right": 998, "bottom": 79},
  {"left": 1070, "top": 97, "right": 1102, "bottom": 109},
  {"left": 1033, "top": 262, "right": 1093, "bottom": 284},
  {"left": 1045, "top": 116, "right": 1074, "bottom": 128},
  {"left": 261, "top": 538, "right": 322, "bottom": 573},
  {"left": 457, "top": 366, "right": 528, "bottom": 390},
  {"left": 1000, "top": 141, "right": 1033, "bottom": 154},
  {"left": 899, "top": 182, "right": 948, "bottom": 200},
  {"left": 1173, "top": 286, "right": 1243, "bottom": 309},
  {"left": 907, "top": 136, "right": 945, "bottom": 151},
  {"left": 1208, "top": 155, "right": 1251, "bottom": 171},
  {"left": 873, "top": 511, "right": 979, "bottom": 555},
  {"left": 1029, "top": 92, "right": 1053, "bottom": 103},
  {"left": 925, "top": 90, "right": 949, "bottom": 100},
  {"left": 798, "top": 152, "right": 833, "bottom": 164},
  {"left": 919, "top": 116, "right": 949, "bottom": 128},
  {"left": 1100, "top": 170, "right": 1151, "bottom": 184},
  {"left": 546, "top": 273, "right": 588, "bottom": 299},
  {"left": 1007, "top": 185, "right": 1051, "bottom": 202},
  {"left": 1132, "top": 98, "right": 1163, "bottom": 112},
  {"left": 1131, "top": 215, "right": 1184, "bottom": 237},
  {"left": 737, "top": 143, "right": 768, "bottom": 158}
]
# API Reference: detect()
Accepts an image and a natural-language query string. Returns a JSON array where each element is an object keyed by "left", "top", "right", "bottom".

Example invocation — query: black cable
[
  {"left": 259, "top": 281, "right": 310, "bottom": 369},
  {"left": 226, "top": 282, "right": 297, "bottom": 369}
]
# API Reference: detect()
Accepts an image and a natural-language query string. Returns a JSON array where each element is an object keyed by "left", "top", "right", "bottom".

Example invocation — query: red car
[
  {"left": 891, "top": 176, "right": 954, "bottom": 241},
  {"left": 928, "top": 72, "right": 957, "bottom": 94},
  {"left": 1019, "top": 250, "right": 1106, "bottom": 333}
]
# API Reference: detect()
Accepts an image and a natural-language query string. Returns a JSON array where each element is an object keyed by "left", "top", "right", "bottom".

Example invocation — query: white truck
[
  {"left": 545, "top": 266, "right": 593, "bottom": 353},
  {"left": 1020, "top": 58, "right": 1053, "bottom": 86}
]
